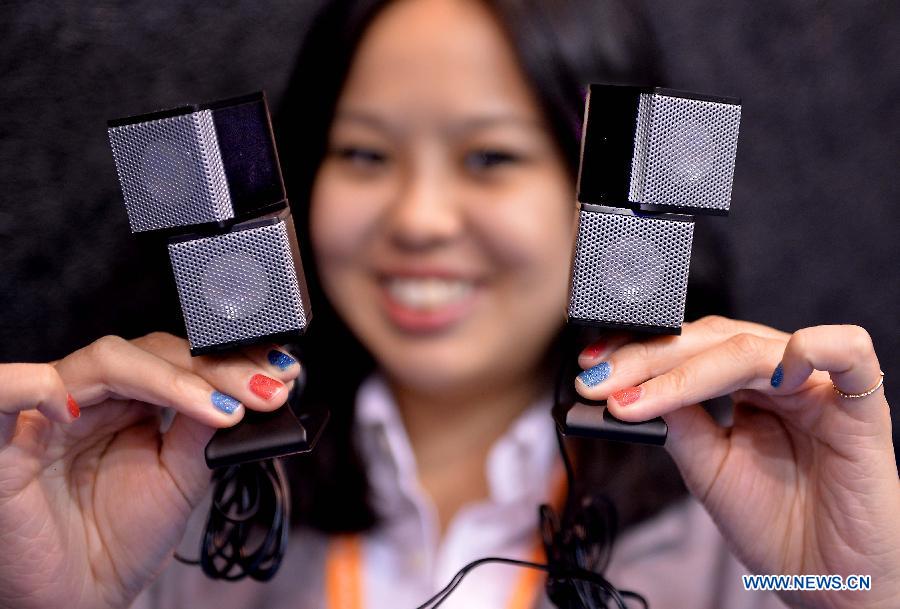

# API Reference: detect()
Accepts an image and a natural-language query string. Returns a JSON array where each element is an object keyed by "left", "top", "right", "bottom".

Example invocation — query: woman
[{"left": 0, "top": 1, "right": 896, "bottom": 608}]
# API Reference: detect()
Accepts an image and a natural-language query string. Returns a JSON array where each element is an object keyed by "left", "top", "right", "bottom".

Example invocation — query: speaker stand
[{"left": 204, "top": 385, "right": 329, "bottom": 469}]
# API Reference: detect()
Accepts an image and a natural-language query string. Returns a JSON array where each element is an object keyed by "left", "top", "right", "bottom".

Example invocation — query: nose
[{"left": 386, "top": 159, "right": 463, "bottom": 251}]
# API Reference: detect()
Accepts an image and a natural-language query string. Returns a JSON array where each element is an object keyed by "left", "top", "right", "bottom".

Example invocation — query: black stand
[
  {"left": 553, "top": 399, "right": 667, "bottom": 446},
  {"left": 551, "top": 325, "right": 667, "bottom": 446},
  {"left": 205, "top": 383, "right": 329, "bottom": 469}
]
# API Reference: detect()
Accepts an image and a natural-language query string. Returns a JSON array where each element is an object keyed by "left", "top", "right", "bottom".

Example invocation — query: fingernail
[
  {"left": 267, "top": 349, "right": 297, "bottom": 370},
  {"left": 611, "top": 386, "right": 642, "bottom": 406},
  {"left": 66, "top": 393, "right": 80, "bottom": 419},
  {"left": 770, "top": 363, "right": 784, "bottom": 388},
  {"left": 211, "top": 391, "right": 241, "bottom": 414},
  {"left": 580, "top": 339, "right": 608, "bottom": 361},
  {"left": 577, "top": 362, "right": 612, "bottom": 387},
  {"left": 249, "top": 374, "right": 284, "bottom": 400}
]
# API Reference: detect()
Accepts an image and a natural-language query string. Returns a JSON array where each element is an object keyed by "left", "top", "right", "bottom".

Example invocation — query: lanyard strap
[
  {"left": 326, "top": 534, "right": 364, "bottom": 609},
  {"left": 325, "top": 467, "right": 567, "bottom": 609}
]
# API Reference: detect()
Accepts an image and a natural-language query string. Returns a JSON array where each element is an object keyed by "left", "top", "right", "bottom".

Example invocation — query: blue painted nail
[
  {"left": 770, "top": 363, "right": 784, "bottom": 388},
  {"left": 267, "top": 349, "right": 297, "bottom": 370},
  {"left": 577, "top": 362, "right": 612, "bottom": 388},
  {"left": 211, "top": 391, "right": 241, "bottom": 414}
]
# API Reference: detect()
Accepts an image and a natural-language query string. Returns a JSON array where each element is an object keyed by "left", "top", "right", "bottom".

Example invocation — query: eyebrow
[{"left": 332, "top": 109, "right": 546, "bottom": 137}]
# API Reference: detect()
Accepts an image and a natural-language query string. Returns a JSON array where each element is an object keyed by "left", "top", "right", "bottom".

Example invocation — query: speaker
[
  {"left": 168, "top": 209, "right": 312, "bottom": 355},
  {"left": 576, "top": 84, "right": 741, "bottom": 215},
  {"left": 567, "top": 204, "right": 694, "bottom": 335},
  {"left": 108, "top": 92, "right": 286, "bottom": 233}
]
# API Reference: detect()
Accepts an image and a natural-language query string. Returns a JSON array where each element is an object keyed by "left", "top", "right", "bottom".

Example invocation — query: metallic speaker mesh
[
  {"left": 628, "top": 93, "right": 740, "bottom": 212},
  {"left": 168, "top": 220, "right": 309, "bottom": 350},
  {"left": 108, "top": 110, "right": 233, "bottom": 232},
  {"left": 568, "top": 209, "right": 694, "bottom": 330}
]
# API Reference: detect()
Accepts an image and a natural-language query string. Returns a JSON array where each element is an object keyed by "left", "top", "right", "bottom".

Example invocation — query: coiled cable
[{"left": 174, "top": 458, "right": 290, "bottom": 582}]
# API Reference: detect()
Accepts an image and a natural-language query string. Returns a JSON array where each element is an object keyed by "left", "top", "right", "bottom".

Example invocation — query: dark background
[{"left": 1, "top": 1, "right": 897, "bottom": 446}]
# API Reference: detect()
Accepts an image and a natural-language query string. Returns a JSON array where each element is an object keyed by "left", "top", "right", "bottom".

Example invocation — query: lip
[
  {"left": 374, "top": 269, "right": 483, "bottom": 334},
  {"left": 374, "top": 264, "right": 483, "bottom": 281}
]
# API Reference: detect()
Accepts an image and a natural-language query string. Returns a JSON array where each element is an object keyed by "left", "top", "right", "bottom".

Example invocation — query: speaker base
[
  {"left": 553, "top": 399, "right": 667, "bottom": 446},
  {"left": 634, "top": 201, "right": 729, "bottom": 217},
  {"left": 189, "top": 328, "right": 306, "bottom": 357},
  {"left": 567, "top": 316, "right": 682, "bottom": 336},
  {"left": 205, "top": 389, "right": 329, "bottom": 469}
]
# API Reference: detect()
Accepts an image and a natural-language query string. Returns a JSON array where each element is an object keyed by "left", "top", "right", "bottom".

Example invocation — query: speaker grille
[
  {"left": 568, "top": 209, "right": 694, "bottom": 330},
  {"left": 108, "top": 110, "right": 233, "bottom": 232},
  {"left": 168, "top": 220, "right": 309, "bottom": 350},
  {"left": 628, "top": 93, "right": 740, "bottom": 213}
]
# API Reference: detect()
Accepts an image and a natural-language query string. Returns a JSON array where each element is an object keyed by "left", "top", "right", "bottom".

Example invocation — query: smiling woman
[
  {"left": 312, "top": 0, "right": 575, "bottom": 389},
  {"left": 276, "top": 0, "right": 691, "bottom": 539}
]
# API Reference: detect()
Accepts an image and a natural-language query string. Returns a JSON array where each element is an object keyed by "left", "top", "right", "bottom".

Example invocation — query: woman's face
[{"left": 310, "top": 0, "right": 577, "bottom": 395}]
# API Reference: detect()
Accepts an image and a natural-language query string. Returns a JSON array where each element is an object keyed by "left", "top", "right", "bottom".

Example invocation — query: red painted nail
[
  {"left": 611, "top": 386, "right": 642, "bottom": 406},
  {"left": 249, "top": 374, "right": 284, "bottom": 400},
  {"left": 580, "top": 339, "right": 608, "bottom": 360},
  {"left": 66, "top": 394, "right": 81, "bottom": 419}
]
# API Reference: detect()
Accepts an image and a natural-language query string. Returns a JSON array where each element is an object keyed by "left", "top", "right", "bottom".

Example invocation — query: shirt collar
[{"left": 353, "top": 372, "right": 559, "bottom": 513}]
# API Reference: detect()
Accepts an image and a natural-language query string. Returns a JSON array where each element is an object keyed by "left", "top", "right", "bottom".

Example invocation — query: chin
[{"left": 375, "top": 336, "right": 497, "bottom": 396}]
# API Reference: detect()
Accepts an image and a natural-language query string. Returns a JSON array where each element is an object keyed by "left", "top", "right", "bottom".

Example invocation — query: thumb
[
  {"left": 159, "top": 413, "right": 216, "bottom": 508},
  {"left": 662, "top": 403, "right": 729, "bottom": 502}
]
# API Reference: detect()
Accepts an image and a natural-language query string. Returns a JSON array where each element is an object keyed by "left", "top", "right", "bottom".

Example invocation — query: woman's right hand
[{"left": 0, "top": 333, "right": 302, "bottom": 609}]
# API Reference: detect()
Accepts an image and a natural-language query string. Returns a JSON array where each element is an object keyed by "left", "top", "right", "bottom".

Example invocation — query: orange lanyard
[{"left": 325, "top": 467, "right": 567, "bottom": 609}]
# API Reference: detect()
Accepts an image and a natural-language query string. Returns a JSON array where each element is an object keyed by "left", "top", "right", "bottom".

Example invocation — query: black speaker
[
  {"left": 556, "top": 83, "right": 741, "bottom": 447},
  {"left": 108, "top": 92, "right": 286, "bottom": 233},
  {"left": 108, "top": 92, "right": 325, "bottom": 468},
  {"left": 168, "top": 209, "right": 312, "bottom": 355},
  {"left": 567, "top": 205, "right": 694, "bottom": 335},
  {"left": 577, "top": 84, "right": 741, "bottom": 215}
]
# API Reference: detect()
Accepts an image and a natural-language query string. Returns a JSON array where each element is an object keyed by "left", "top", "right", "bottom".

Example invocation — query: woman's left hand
[{"left": 574, "top": 316, "right": 900, "bottom": 609}]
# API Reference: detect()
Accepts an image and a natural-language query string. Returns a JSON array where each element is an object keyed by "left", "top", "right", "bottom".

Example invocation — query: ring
[{"left": 833, "top": 371, "right": 885, "bottom": 399}]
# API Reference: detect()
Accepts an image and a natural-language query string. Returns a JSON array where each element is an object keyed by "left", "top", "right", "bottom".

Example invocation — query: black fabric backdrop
[{"left": 1, "top": 1, "right": 897, "bottom": 450}]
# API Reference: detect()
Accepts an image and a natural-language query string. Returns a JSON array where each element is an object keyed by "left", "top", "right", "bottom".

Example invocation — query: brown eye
[
  {"left": 332, "top": 146, "right": 388, "bottom": 167},
  {"left": 464, "top": 149, "right": 520, "bottom": 172}
]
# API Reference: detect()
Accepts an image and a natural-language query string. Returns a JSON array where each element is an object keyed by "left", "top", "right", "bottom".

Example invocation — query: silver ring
[{"left": 833, "top": 371, "right": 885, "bottom": 399}]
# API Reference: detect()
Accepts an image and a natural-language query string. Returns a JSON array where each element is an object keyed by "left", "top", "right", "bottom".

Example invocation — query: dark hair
[{"left": 276, "top": 0, "right": 732, "bottom": 533}]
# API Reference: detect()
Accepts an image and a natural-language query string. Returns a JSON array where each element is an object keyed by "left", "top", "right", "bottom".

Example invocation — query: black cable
[
  {"left": 173, "top": 458, "right": 290, "bottom": 582},
  {"left": 543, "top": 358, "right": 649, "bottom": 609},
  {"left": 171, "top": 343, "right": 650, "bottom": 609},
  {"left": 412, "top": 418, "right": 648, "bottom": 609},
  {"left": 412, "top": 556, "right": 646, "bottom": 609}
]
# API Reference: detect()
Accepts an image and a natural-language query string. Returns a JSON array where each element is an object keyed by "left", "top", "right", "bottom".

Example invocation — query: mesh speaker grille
[
  {"left": 629, "top": 93, "right": 740, "bottom": 212},
  {"left": 168, "top": 220, "right": 309, "bottom": 350},
  {"left": 108, "top": 110, "right": 233, "bottom": 232},
  {"left": 568, "top": 209, "right": 694, "bottom": 330}
]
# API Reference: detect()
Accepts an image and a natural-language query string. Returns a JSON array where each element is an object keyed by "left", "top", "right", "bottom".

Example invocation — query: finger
[
  {"left": 660, "top": 402, "right": 730, "bottom": 502},
  {"left": 0, "top": 363, "right": 76, "bottom": 425},
  {"left": 250, "top": 344, "right": 302, "bottom": 375},
  {"left": 575, "top": 317, "right": 788, "bottom": 372},
  {"left": 135, "top": 333, "right": 302, "bottom": 381},
  {"left": 575, "top": 334, "right": 679, "bottom": 399},
  {"left": 577, "top": 332, "right": 631, "bottom": 369},
  {"left": 54, "top": 336, "right": 245, "bottom": 428},
  {"left": 773, "top": 325, "right": 884, "bottom": 400},
  {"left": 603, "top": 333, "right": 785, "bottom": 422},
  {"left": 159, "top": 412, "right": 218, "bottom": 508},
  {"left": 687, "top": 315, "right": 791, "bottom": 342},
  {"left": 574, "top": 317, "right": 789, "bottom": 401},
  {"left": 241, "top": 344, "right": 306, "bottom": 389},
  {"left": 132, "top": 333, "right": 300, "bottom": 412},
  {"left": 192, "top": 353, "right": 295, "bottom": 413}
]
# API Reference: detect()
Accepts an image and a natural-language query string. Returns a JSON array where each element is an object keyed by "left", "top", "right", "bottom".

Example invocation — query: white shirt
[{"left": 132, "top": 374, "right": 788, "bottom": 609}]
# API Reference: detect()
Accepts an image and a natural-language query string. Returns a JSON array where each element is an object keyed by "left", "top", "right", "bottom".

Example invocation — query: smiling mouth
[
  {"left": 383, "top": 276, "right": 475, "bottom": 310},
  {"left": 377, "top": 275, "right": 481, "bottom": 333}
]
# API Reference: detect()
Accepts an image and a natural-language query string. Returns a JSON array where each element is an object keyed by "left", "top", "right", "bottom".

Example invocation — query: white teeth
[{"left": 385, "top": 277, "right": 473, "bottom": 310}]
